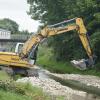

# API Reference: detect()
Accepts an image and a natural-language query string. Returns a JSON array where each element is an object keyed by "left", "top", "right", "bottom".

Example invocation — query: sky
[{"left": 0, "top": 0, "right": 40, "bottom": 32}]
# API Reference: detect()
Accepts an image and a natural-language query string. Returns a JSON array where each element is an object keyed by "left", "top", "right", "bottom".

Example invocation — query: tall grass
[
  {"left": 0, "top": 80, "right": 51, "bottom": 100},
  {"left": 0, "top": 90, "right": 31, "bottom": 100},
  {"left": 0, "top": 71, "right": 11, "bottom": 81}
]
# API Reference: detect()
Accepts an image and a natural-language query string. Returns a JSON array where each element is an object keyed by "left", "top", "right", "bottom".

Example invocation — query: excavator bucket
[
  {"left": 70, "top": 59, "right": 87, "bottom": 70},
  {"left": 71, "top": 56, "right": 96, "bottom": 70}
]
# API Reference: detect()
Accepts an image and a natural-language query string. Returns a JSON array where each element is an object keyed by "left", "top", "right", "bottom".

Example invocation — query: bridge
[
  {"left": 0, "top": 34, "right": 31, "bottom": 52},
  {"left": 0, "top": 34, "right": 30, "bottom": 42}
]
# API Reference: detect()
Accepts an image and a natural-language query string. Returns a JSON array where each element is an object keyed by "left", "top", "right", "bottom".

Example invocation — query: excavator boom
[{"left": 20, "top": 18, "right": 95, "bottom": 68}]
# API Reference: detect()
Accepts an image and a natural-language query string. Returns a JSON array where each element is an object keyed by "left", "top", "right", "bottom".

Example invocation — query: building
[
  {"left": 0, "top": 28, "right": 11, "bottom": 51},
  {"left": 0, "top": 28, "right": 11, "bottom": 39}
]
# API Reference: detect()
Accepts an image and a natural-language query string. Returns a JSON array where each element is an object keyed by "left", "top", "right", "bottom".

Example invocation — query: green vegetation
[
  {"left": 0, "top": 89, "right": 65, "bottom": 100},
  {"left": 37, "top": 45, "right": 100, "bottom": 76},
  {"left": 0, "top": 71, "right": 11, "bottom": 81},
  {"left": 0, "top": 18, "right": 19, "bottom": 34},
  {"left": 0, "top": 18, "right": 31, "bottom": 34},
  {"left": 0, "top": 81, "right": 50, "bottom": 100},
  {"left": 0, "top": 90, "right": 31, "bottom": 100}
]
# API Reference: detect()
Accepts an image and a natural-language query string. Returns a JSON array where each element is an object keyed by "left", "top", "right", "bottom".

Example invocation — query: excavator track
[{"left": 0, "top": 66, "right": 38, "bottom": 77}]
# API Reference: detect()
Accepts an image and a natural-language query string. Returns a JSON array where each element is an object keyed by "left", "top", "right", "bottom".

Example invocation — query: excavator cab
[{"left": 15, "top": 42, "right": 38, "bottom": 65}]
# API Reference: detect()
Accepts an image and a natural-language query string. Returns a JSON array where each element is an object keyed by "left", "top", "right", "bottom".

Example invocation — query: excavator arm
[{"left": 20, "top": 18, "right": 95, "bottom": 68}]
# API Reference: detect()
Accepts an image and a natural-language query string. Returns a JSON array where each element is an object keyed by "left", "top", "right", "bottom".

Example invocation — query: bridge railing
[{"left": 11, "top": 34, "right": 30, "bottom": 40}]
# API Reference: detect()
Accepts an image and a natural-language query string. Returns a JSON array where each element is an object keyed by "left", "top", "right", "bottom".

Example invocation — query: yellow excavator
[{"left": 0, "top": 18, "right": 95, "bottom": 76}]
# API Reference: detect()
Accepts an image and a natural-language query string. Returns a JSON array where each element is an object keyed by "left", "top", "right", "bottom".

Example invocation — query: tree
[
  {"left": 0, "top": 18, "right": 19, "bottom": 34},
  {"left": 27, "top": 0, "right": 100, "bottom": 62},
  {"left": 20, "top": 30, "right": 30, "bottom": 34}
]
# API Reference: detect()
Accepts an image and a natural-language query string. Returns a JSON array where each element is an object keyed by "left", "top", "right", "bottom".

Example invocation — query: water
[
  {"left": 38, "top": 69, "right": 50, "bottom": 79},
  {"left": 36, "top": 67, "right": 50, "bottom": 79}
]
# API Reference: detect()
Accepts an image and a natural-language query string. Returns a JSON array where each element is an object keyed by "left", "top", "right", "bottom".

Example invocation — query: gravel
[{"left": 17, "top": 77, "right": 86, "bottom": 97}]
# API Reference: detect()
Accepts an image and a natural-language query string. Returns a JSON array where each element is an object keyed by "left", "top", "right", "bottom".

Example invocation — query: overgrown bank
[
  {"left": 37, "top": 45, "right": 100, "bottom": 77},
  {"left": 0, "top": 81, "right": 51, "bottom": 100}
]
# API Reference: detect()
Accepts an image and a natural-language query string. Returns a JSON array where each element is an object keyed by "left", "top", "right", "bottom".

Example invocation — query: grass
[
  {"left": 0, "top": 71, "right": 11, "bottom": 81},
  {"left": 0, "top": 90, "right": 31, "bottom": 100},
  {"left": 0, "top": 90, "right": 61, "bottom": 100},
  {"left": 37, "top": 45, "right": 100, "bottom": 77},
  {"left": 0, "top": 81, "right": 65, "bottom": 100},
  {"left": 0, "top": 82, "right": 51, "bottom": 100}
]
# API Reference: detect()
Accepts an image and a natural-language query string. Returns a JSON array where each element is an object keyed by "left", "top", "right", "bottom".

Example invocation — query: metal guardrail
[{"left": 11, "top": 34, "right": 30, "bottom": 40}]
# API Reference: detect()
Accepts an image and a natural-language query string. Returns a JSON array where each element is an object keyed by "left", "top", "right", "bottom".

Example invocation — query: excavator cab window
[{"left": 15, "top": 43, "right": 24, "bottom": 54}]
